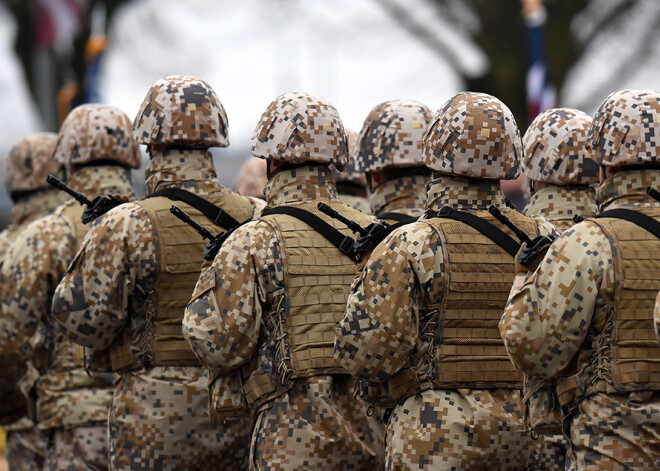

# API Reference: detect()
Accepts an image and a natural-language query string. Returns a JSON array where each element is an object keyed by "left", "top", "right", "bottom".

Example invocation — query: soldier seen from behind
[
  {"left": 331, "top": 129, "right": 371, "bottom": 213},
  {"left": 184, "top": 92, "right": 384, "bottom": 470},
  {"left": 52, "top": 75, "right": 262, "bottom": 470},
  {"left": 0, "top": 104, "right": 139, "bottom": 470}
]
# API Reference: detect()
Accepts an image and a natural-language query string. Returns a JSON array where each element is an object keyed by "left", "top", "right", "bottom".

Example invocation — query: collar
[
  {"left": 68, "top": 165, "right": 134, "bottom": 199},
  {"left": 265, "top": 164, "right": 338, "bottom": 207},
  {"left": 145, "top": 149, "right": 221, "bottom": 196},
  {"left": 596, "top": 169, "right": 660, "bottom": 211},
  {"left": 426, "top": 176, "right": 506, "bottom": 212},
  {"left": 369, "top": 174, "right": 428, "bottom": 217},
  {"left": 524, "top": 185, "right": 597, "bottom": 219},
  {"left": 11, "top": 188, "right": 69, "bottom": 226}
]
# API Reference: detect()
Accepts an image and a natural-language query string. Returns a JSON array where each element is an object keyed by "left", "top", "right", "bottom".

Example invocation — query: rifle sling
[
  {"left": 427, "top": 206, "right": 521, "bottom": 258},
  {"left": 595, "top": 208, "right": 660, "bottom": 239},
  {"left": 147, "top": 188, "right": 241, "bottom": 229}
]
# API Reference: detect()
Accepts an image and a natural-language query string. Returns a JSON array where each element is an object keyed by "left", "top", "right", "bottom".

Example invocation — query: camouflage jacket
[
  {"left": 523, "top": 184, "right": 597, "bottom": 232},
  {"left": 0, "top": 165, "right": 133, "bottom": 430},
  {"left": 334, "top": 176, "right": 555, "bottom": 382},
  {"left": 369, "top": 174, "right": 428, "bottom": 218}
]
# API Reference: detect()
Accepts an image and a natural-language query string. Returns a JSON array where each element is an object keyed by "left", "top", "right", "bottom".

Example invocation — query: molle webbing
[{"left": 591, "top": 212, "right": 660, "bottom": 391}]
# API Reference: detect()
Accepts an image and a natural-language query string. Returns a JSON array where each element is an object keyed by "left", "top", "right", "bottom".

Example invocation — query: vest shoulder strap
[
  {"left": 261, "top": 206, "right": 359, "bottom": 262},
  {"left": 147, "top": 187, "right": 241, "bottom": 229},
  {"left": 595, "top": 208, "right": 660, "bottom": 239},
  {"left": 377, "top": 212, "right": 417, "bottom": 224},
  {"left": 427, "top": 206, "right": 521, "bottom": 258}
]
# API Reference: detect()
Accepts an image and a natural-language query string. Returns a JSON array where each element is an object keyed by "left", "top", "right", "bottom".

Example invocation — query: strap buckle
[{"left": 339, "top": 236, "right": 360, "bottom": 263}]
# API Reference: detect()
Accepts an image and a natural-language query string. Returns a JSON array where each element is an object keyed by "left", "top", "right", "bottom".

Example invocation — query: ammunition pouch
[
  {"left": 208, "top": 368, "right": 250, "bottom": 425},
  {"left": 523, "top": 375, "right": 563, "bottom": 435}
]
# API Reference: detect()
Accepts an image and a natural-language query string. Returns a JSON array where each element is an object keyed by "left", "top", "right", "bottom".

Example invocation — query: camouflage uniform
[
  {"left": 0, "top": 104, "right": 140, "bottom": 471},
  {"left": 501, "top": 90, "right": 660, "bottom": 470},
  {"left": 0, "top": 134, "right": 66, "bottom": 471},
  {"left": 184, "top": 93, "right": 383, "bottom": 470},
  {"left": 331, "top": 129, "right": 370, "bottom": 213},
  {"left": 53, "top": 76, "right": 257, "bottom": 471},
  {"left": 336, "top": 92, "right": 551, "bottom": 470},
  {"left": 355, "top": 100, "right": 433, "bottom": 221}
]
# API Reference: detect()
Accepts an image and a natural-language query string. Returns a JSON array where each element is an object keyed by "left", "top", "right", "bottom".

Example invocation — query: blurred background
[{"left": 0, "top": 0, "right": 659, "bottom": 228}]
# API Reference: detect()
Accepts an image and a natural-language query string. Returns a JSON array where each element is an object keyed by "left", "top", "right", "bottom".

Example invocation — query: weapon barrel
[
  {"left": 170, "top": 205, "right": 215, "bottom": 241},
  {"left": 46, "top": 174, "right": 92, "bottom": 206},
  {"left": 488, "top": 205, "right": 533, "bottom": 245},
  {"left": 317, "top": 202, "right": 368, "bottom": 235},
  {"left": 647, "top": 186, "right": 660, "bottom": 203}
]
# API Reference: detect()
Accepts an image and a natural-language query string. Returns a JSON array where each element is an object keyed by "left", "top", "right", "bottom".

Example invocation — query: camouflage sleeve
[
  {"left": 52, "top": 202, "right": 155, "bottom": 349},
  {"left": 0, "top": 215, "right": 76, "bottom": 375},
  {"left": 335, "top": 223, "right": 444, "bottom": 381},
  {"left": 184, "top": 219, "right": 281, "bottom": 373},
  {"left": 500, "top": 221, "right": 614, "bottom": 378}
]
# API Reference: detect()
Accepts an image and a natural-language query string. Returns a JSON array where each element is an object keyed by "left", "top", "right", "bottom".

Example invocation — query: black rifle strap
[
  {"left": 261, "top": 206, "right": 358, "bottom": 261},
  {"left": 147, "top": 188, "right": 241, "bottom": 229},
  {"left": 427, "top": 206, "right": 521, "bottom": 258},
  {"left": 377, "top": 212, "right": 417, "bottom": 224},
  {"left": 595, "top": 209, "right": 660, "bottom": 239}
]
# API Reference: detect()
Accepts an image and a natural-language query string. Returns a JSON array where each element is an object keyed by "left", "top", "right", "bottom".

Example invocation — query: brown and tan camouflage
[
  {"left": 331, "top": 131, "right": 367, "bottom": 186},
  {"left": 587, "top": 89, "right": 660, "bottom": 168},
  {"left": 522, "top": 108, "right": 599, "bottom": 186},
  {"left": 54, "top": 104, "right": 141, "bottom": 171},
  {"left": 133, "top": 75, "right": 230, "bottom": 149},
  {"left": 501, "top": 168, "right": 660, "bottom": 470},
  {"left": 423, "top": 92, "right": 522, "bottom": 180},
  {"left": 5, "top": 427, "right": 47, "bottom": 471},
  {"left": 184, "top": 164, "right": 384, "bottom": 469},
  {"left": 369, "top": 173, "right": 428, "bottom": 219},
  {"left": 335, "top": 176, "right": 553, "bottom": 469},
  {"left": 52, "top": 149, "right": 257, "bottom": 470},
  {"left": 523, "top": 185, "right": 597, "bottom": 232},
  {"left": 4, "top": 133, "right": 63, "bottom": 196},
  {"left": 44, "top": 425, "right": 108, "bottom": 471},
  {"left": 251, "top": 92, "right": 349, "bottom": 170}
]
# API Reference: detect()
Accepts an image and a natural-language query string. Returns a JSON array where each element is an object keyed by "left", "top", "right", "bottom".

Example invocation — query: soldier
[
  {"left": 0, "top": 104, "right": 139, "bottom": 470},
  {"left": 235, "top": 157, "right": 267, "bottom": 199},
  {"left": 500, "top": 89, "right": 660, "bottom": 470},
  {"left": 331, "top": 129, "right": 371, "bottom": 213},
  {"left": 335, "top": 92, "right": 555, "bottom": 470},
  {"left": 183, "top": 92, "right": 383, "bottom": 470},
  {"left": 0, "top": 134, "right": 67, "bottom": 471},
  {"left": 52, "top": 75, "right": 259, "bottom": 470},
  {"left": 522, "top": 108, "right": 599, "bottom": 232},
  {"left": 355, "top": 100, "right": 433, "bottom": 224}
]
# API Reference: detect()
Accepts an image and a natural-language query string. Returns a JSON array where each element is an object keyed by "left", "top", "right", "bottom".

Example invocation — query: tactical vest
[
  {"left": 386, "top": 209, "right": 538, "bottom": 403},
  {"left": 108, "top": 189, "right": 254, "bottom": 372},
  {"left": 242, "top": 201, "right": 373, "bottom": 410},
  {"left": 557, "top": 209, "right": 660, "bottom": 407}
]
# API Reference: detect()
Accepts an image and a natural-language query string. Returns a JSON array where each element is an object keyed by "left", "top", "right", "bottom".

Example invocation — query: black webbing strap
[
  {"left": 595, "top": 209, "right": 660, "bottom": 239},
  {"left": 147, "top": 188, "right": 241, "bottom": 229},
  {"left": 427, "top": 206, "right": 521, "bottom": 258},
  {"left": 261, "top": 206, "right": 359, "bottom": 262},
  {"left": 377, "top": 212, "right": 417, "bottom": 224}
]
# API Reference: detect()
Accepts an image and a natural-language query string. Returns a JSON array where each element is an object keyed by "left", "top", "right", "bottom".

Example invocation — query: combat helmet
[
  {"left": 251, "top": 92, "right": 348, "bottom": 170},
  {"left": 54, "top": 104, "right": 141, "bottom": 169},
  {"left": 331, "top": 130, "right": 367, "bottom": 186},
  {"left": 423, "top": 92, "right": 521, "bottom": 180},
  {"left": 586, "top": 89, "right": 660, "bottom": 168},
  {"left": 4, "top": 133, "right": 64, "bottom": 198},
  {"left": 133, "top": 75, "right": 229, "bottom": 149},
  {"left": 355, "top": 99, "right": 433, "bottom": 172},
  {"left": 522, "top": 108, "right": 599, "bottom": 185}
]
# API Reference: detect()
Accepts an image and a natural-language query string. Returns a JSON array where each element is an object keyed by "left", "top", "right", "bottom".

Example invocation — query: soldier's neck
[
  {"left": 265, "top": 164, "right": 339, "bottom": 206},
  {"left": 145, "top": 148, "right": 220, "bottom": 195},
  {"left": 11, "top": 188, "right": 68, "bottom": 226},
  {"left": 369, "top": 174, "right": 428, "bottom": 217},
  {"left": 68, "top": 165, "right": 134, "bottom": 200},
  {"left": 597, "top": 168, "right": 660, "bottom": 211},
  {"left": 426, "top": 176, "right": 506, "bottom": 212}
]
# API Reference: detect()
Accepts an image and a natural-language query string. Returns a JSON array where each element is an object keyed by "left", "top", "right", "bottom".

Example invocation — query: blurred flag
[{"left": 523, "top": 0, "right": 556, "bottom": 121}]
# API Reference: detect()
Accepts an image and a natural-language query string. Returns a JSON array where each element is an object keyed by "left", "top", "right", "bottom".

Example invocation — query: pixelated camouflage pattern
[
  {"left": 354, "top": 100, "right": 432, "bottom": 172},
  {"left": 234, "top": 157, "right": 267, "bottom": 198},
  {"left": 423, "top": 92, "right": 522, "bottom": 180},
  {"left": 184, "top": 165, "right": 383, "bottom": 468},
  {"left": 522, "top": 108, "right": 599, "bottom": 185},
  {"left": 523, "top": 185, "right": 597, "bottom": 232},
  {"left": 587, "top": 89, "right": 660, "bottom": 168},
  {"left": 4, "top": 133, "right": 63, "bottom": 195},
  {"left": 0, "top": 165, "right": 132, "bottom": 431},
  {"left": 251, "top": 92, "right": 348, "bottom": 170},
  {"left": 5, "top": 428, "right": 47, "bottom": 471},
  {"left": 44, "top": 425, "right": 108, "bottom": 470},
  {"left": 501, "top": 168, "right": 660, "bottom": 469},
  {"left": 338, "top": 194, "right": 371, "bottom": 214},
  {"left": 133, "top": 75, "right": 230, "bottom": 149},
  {"left": 52, "top": 150, "right": 255, "bottom": 470},
  {"left": 331, "top": 130, "right": 367, "bottom": 186},
  {"left": 369, "top": 173, "right": 428, "bottom": 218},
  {"left": 54, "top": 104, "right": 141, "bottom": 169}
]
